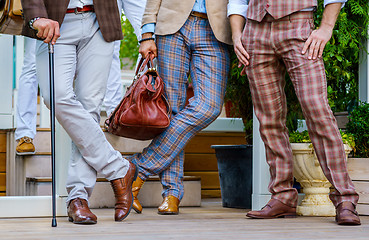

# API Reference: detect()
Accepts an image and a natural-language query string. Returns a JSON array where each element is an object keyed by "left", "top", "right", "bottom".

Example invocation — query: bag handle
[{"left": 134, "top": 52, "right": 156, "bottom": 79}]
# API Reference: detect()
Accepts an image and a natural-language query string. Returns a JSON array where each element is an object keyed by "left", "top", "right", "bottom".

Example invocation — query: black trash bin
[{"left": 211, "top": 144, "right": 252, "bottom": 209}]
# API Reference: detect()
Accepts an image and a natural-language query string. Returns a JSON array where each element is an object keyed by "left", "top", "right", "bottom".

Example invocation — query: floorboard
[{"left": 0, "top": 199, "right": 368, "bottom": 240}]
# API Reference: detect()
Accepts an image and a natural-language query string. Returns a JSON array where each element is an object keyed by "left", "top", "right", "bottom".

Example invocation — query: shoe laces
[{"left": 23, "top": 136, "right": 33, "bottom": 143}]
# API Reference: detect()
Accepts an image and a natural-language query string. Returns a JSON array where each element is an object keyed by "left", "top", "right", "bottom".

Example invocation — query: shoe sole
[
  {"left": 246, "top": 213, "right": 296, "bottom": 219},
  {"left": 68, "top": 217, "right": 97, "bottom": 224},
  {"left": 133, "top": 205, "right": 142, "bottom": 214},
  {"left": 16, "top": 151, "right": 36, "bottom": 156},
  {"left": 336, "top": 217, "right": 361, "bottom": 226},
  {"left": 337, "top": 221, "right": 361, "bottom": 226},
  {"left": 157, "top": 211, "right": 179, "bottom": 215},
  {"left": 115, "top": 164, "right": 139, "bottom": 222}
]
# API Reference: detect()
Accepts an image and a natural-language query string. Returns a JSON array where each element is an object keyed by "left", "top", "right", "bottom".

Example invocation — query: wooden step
[
  {"left": 33, "top": 128, "right": 151, "bottom": 154},
  {"left": 24, "top": 155, "right": 52, "bottom": 178},
  {"left": 29, "top": 129, "right": 246, "bottom": 198},
  {"left": 347, "top": 158, "right": 369, "bottom": 215},
  {"left": 0, "top": 131, "right": 7, "bottom": 195},
  {"left": 26, "top": 176, "right": 201, "bottom": 208}
]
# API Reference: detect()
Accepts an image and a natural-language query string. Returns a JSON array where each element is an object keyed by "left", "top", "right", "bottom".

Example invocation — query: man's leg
[
  {"left": 131, "top": 16, "right": 229, "bottom": 204},
  {"left": 104, "top": 40, "right": 123, "bottom": 116},
  {"left": 243, "top": 19, "right": 298, "bottom": 208},
  {"left": 279, "top": 17, "right": 359, "bottom": 207},
  {"left": 15, "top": 37, "right": 38, "bottom": 155},
  {"left": 35, "top": 12, "right": 130, "bottom": 206}
]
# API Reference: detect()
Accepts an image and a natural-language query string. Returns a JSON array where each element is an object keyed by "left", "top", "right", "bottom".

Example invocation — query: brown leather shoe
[
  {"left": 132, "top": 176, "right": 145, "bottom": 214},
  {"left": 67, "top": 198, "right": 97, "bottom": 224},
  {"left": 110, "top": 162, "right": 138, "bottom": 221},
  {"left": 246, "top": 199, "right": 296, "bottom": 219},
  {"left": 158, "top": 195, "right": 180, "bottom": 215},
  {"left": 336, "top": 201, "right": 361, "bottom": 225}
]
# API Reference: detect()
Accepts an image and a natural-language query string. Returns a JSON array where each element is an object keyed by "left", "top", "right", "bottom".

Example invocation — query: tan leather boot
[
  {"left": 158, "top": 195, "right": 180, "bottom": 215},
  {"left": 16, "top": 136, "right": 36, "bottom": 155},
  {"left": 132, "top": 176, "right": 145, "bottom": 213}
]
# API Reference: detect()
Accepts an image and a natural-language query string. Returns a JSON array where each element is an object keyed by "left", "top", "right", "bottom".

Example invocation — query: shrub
[
  {"left": 120, "top": 14, "right": 139, "bottom": 69},
  {"left": 346, "top": 102, "right": 369, "bottom": 157},
  {"left": 289, "top": 130, "right": 355, "bottom": 150}
]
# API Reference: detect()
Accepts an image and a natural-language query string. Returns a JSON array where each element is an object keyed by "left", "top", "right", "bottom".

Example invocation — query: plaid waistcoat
[
  {"left": 247, "top": 0, "right": 317, "bottom": 22},
  {"left": 21, "top": 0, "right": 123, "bottom": 42}
]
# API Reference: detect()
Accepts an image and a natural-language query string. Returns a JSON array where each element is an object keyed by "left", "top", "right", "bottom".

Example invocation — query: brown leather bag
[
  {"left": 0, "top": 0, "right": 23, "bottom": 35},
  {"left": 105, "top": 53, "right": 171, "bottom": 140}
]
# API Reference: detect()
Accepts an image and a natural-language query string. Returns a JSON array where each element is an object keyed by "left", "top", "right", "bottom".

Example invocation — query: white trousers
[
  {"left": 35, "top": 12, "right": 129, "bottom": 202},
  {"left": 104, "top": 0, "right": 146, "bottom": 116},
  {"left": 15, "top": 37, "right": 38, "bottom": 140}
]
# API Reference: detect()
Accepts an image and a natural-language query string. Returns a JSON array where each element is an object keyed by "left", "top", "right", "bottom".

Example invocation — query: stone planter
[{"left": 291, "top": 143, "right": 352, "bottom": 216}]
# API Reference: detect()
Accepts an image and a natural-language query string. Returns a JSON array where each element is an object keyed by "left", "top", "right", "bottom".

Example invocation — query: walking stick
[{"left": 48, "top": 43, "right": 57, "bottom": 227}]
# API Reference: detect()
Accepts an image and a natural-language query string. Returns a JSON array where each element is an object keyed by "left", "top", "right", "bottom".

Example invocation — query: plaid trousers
[
  {"left": 242, "top": 12, "right": 359, "bottom": 207},
  {"left": 130, "top": 15, "right": 230, "bottom": 200}
]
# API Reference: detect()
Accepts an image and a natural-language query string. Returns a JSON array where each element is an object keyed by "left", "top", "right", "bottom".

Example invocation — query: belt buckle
[{"left": 74, "top": 7, "right": 83, "bottom": 14}]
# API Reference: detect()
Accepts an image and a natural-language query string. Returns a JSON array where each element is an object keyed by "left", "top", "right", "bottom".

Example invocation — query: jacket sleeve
[
  {"left": 141, "top": 0, "right": 162, "bottom": 27},
  {"left": 21, "top": 0, "right": 48, "bottom": 23}
]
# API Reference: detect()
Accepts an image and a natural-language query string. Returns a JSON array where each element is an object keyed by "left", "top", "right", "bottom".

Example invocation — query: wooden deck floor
[{"left": 0, "top": 199, "right": 368, "bottom": 240}]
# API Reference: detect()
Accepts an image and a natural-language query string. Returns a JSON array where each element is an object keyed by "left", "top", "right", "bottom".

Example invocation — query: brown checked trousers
[{"left": 242, "top": 11, "right": 359, "bottom": 208}]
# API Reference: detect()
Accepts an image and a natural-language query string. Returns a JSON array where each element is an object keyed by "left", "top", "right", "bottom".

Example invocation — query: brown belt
[
  {"left": 263, "top": 11, "right": 313, "bottom": 22},
  {"left": 190, "top": 11, "right": 208, "bottom": 19},
  {"left": 66, "top": 5, "right": 94, "bottom": 14}
]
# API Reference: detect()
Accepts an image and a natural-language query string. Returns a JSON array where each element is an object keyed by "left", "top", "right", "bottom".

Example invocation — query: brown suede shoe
[
  {"left": 110, "top": 162, "right": 138, "bottom": 221},
  {"left": 246, "top": 199, "right": 296, "bottom": 219},
  {"left": 158, "top": 196, "right": 180, "bottom": 215},
  {"left": 67, "top": 198, "right": 97, "bottom": 224},
  {"left": 132, "top": 176, "right": 145, "bottom": 214},
  {"left": 16, "top": 136, "right": 36, "bottom": 155},
  {"left": 336, "top": 201, "right": 361, "bottom": 225}
]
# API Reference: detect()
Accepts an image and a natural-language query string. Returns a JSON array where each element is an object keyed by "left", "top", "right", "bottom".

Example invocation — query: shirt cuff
[
  {"left": 324, "top": 0, "right": 346, "bottom": 8},
  {"left": 141, "top": 23, "right": 156, "bottom": 35},
  {"left": 227, "top": 3, "right": 248, "bottom": 18}
]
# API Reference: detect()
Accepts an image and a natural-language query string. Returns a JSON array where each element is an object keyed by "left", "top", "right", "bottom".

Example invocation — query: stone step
[{"left": 26, "top": 176, "right": 201, "bottom": 208}]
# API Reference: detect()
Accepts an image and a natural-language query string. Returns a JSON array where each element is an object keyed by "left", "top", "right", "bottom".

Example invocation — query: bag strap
[{"left": 134, "top": 52, "right": 156, "bottom": 78}]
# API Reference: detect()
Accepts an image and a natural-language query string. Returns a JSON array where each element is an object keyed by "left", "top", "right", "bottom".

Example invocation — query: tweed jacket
[
  {"left": 21, "top": 0, "right": 123, "bottom": 42},
  {"left": 247, "top": 0, "right": 317, "bottom": 22},
  {"left": 142, "top": 0, "right": 232, "bottom": 45}
]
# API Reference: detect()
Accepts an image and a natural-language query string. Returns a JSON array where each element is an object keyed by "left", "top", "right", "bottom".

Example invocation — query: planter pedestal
[
  {"left": 296, "top": 180, "right": 335, "bottom": 216},
  {"left": 292, "top": 143, "right": 351, "bottom": 217}
]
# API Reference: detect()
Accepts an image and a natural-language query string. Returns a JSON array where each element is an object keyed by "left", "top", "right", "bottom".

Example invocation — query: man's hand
[
  {"left": 139, "top": 33, "right": 157, "bottom": 58},
  {"left": 32, "top": 18, "right": 60, "bottom": 45},
  {"left": 301, "top": 25, "right": 332, "bottom": 60},
  {"left": 229, "top": 14, "right": 249, "bottom": 75},
  {"left": 233, "top": 33, "right": 250, "bottom": 67},
  {"left": 302, "top": 2, "right": 342, "bottom": 60}
]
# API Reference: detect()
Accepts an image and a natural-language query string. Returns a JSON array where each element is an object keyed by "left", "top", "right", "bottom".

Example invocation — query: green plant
[
  {"left": 225, "top": 51, "right": 253, "bottom": 144},
  {"left": 289, "top": 130, "right": 355, "bottom": 149},
  {"left": 346, "top": 102, "right": 369, "bottom": 157},
  {"left": 120, "top": 14, "right": 139, "bottom": 69},
  {"left": 315, "top": 0, "right": 369, "bottom": 112}
]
